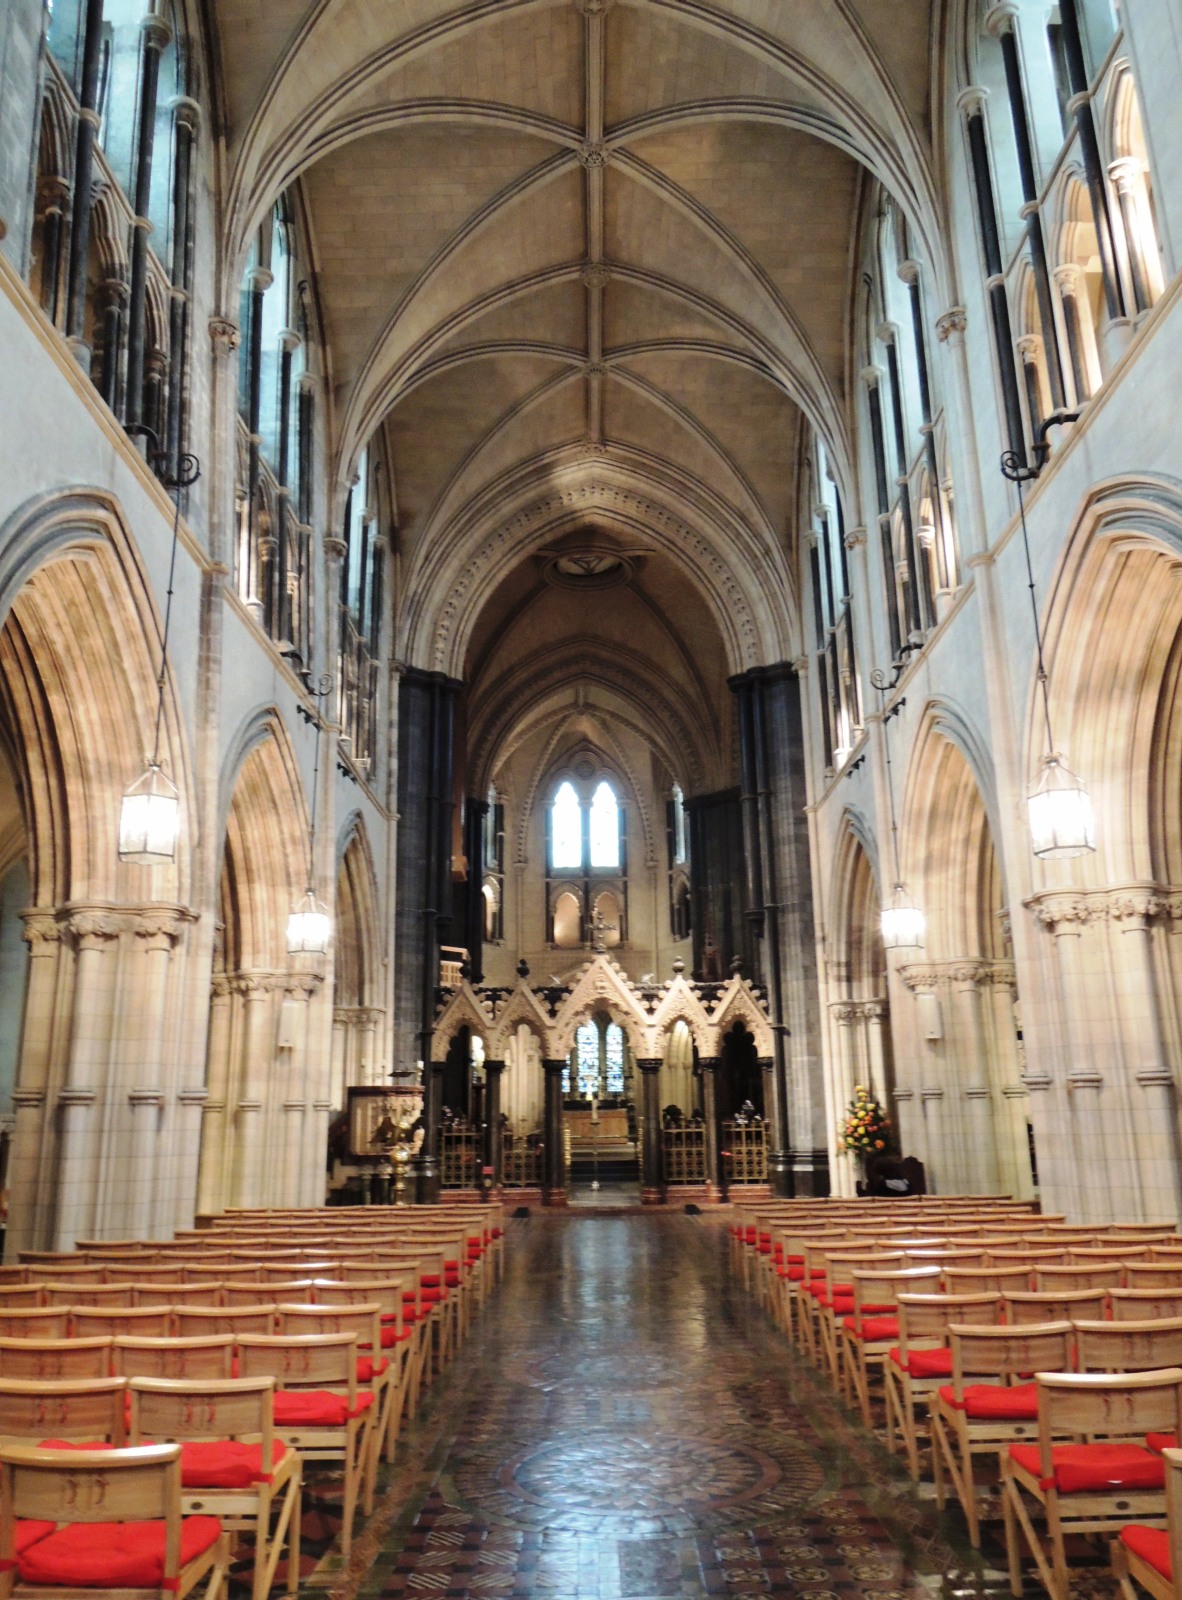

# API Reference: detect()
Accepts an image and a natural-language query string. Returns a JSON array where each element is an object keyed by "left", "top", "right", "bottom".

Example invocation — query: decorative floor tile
[{"left": 291, "top": 1214, "right": 1126, "bottom": 1600}]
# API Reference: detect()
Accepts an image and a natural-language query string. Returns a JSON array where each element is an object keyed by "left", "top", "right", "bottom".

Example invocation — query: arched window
[
  {"left": 575, "top": 1021, "right": 600, "bottom": 1097},
  {"left": 551, "top": 782, "right": 582, "bottom": 869},
  {"left": 605, "top": 1024, "right": 625, "bottom": 1094},
  {"left": 553, "top": 890, "right": 581, "bottom": 948},
  {"left": 567, "top": 1016, "right": 628, "bottom": 1098},
  {"left": 546, "top": 766, "right": 628, "bottom": 945},
  {"left": 589, "top": 781, "right": 620, "bottom": 868}
]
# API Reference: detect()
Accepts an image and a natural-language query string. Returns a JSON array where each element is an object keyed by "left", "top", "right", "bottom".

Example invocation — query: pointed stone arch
[{"left": 331, "top": 815, "right": 385, "bottom": 1100}]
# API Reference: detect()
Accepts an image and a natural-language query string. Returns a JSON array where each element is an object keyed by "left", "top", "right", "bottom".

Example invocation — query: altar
[{"left": 566, "top": 1107, "right": 630, "bottom": 1140}]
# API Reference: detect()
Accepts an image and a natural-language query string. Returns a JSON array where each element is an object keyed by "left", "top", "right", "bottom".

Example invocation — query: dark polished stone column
[
  {"left": 637, "top": 1058, "right": 664, "bottom": 1204},
  {"left": 542, "top": 1060, "right": 567, "bottom": 1206},
  {"left": 124, "top": 13, "right": 170, "bottom": 430},
  {"left": 63, "top": 0, "right": 105, "bottom": 366},
  {"left": 700, "top": 1056, "right": 721, "bottom": 1200},
  {"left": 416, "top": 1059, "right": 443, "bottom": 1204},
  {"left": 484, "top": 1058, "right": 504, "bottom": 1191}
]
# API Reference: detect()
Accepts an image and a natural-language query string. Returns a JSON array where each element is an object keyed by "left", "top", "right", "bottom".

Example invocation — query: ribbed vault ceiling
[{"left": 210, "top": 0, "right": 939, "bottom": 768}]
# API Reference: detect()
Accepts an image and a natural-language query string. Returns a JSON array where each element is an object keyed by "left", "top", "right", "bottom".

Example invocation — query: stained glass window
[
  {"left": 576, "top": 1021, "right": 601, "bottom": 1098},
  {"left": 589, "top": 780, "right": 620, "bottom": 868},
  {"left": 551, "top": 781, "right": 582, "bottom": 869},
  {"left": 605, "top": 1024, "right": 625, "bottom": 1094}
]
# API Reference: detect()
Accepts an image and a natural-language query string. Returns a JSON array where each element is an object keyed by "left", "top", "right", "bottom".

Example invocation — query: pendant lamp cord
[
  {"left": 1002, "top": 450, "right": 1056, "bottom": 758},
  {"left": 870, "top": 671, "right": 904, "bottom": 888},
  {"left": 304, "top": 672, "right": 333, "bottom": 896}
]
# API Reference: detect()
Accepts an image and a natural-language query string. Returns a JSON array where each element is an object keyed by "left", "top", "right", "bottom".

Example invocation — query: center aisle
[{"left": 340, "top": 1213, "right": 982, "bottom": 1600}]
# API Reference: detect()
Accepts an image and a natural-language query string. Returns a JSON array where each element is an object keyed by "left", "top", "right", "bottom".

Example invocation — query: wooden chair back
[
  {"left": 112, "top": 1335, "right": 234, "bottom": 1380},
  {"left": 1033, "top": 1368, "right": 1182, "bottom": 1458},
  {"left": 0, "top": 1286, "right": 43, "bottom": 1311},
  {"left": 1003, "top": 1287, "right": 1108, "bottom": 1324},
  {"left": 276, "top": 1302, "right": 381, "bottom": 1352},
  {"left": 1126, "top": 1262, "right": 1182, "bottom": 1291},
  {"left": 942, "top": 1264, "right": 1032, "bottom": 1295},
  {"left": 1034, "top": 1261, "right": 1124, "bottom": 1293},
  {"left": 1111, "top": 1287, "right": 1182, "bottom": 1322},
  {"left": 236, "top": 1332, "right": 358, "bottom": 1399},
  {"left": 71, "top": 1304, "right": 174, "bottom": 1339},
  {"left": 129, "top": 1375, "right": 275, "bottom": 1452},
  {"left": 42, "top": 1281, "right": 138, "bottom": 1308},
  {"left": 1073, "top": 1316, "right": 1182, "bottom": 1374},
  {"left": 174, "top": 1304, "right": 277, "bottom": 1338},
  {"left": 894, "top": 1291, "right": 999, "bottom": 1359},
  {"left": 0, "top": 1307, "right": 68, "bottom": 1340},
  {"left": 0, "top": 1440, "right": 183, "bottom": 1537},
  {"left": 133, "top": 1281, "right": 222, "bottom": 1308},
  {"left": 0, "top": 1376, "right": 126, "bottom": 1443},
  {"left": 0, "top": 1336, "right": 112, "bottom": 1379},
  {"left": 948, "top": 1321, "right": 1074, "bottom": 1388}
]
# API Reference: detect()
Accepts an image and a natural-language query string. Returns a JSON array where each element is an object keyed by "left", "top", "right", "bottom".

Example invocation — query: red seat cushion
[
  {"left": 19, "top": 1516, "right": 223, "bottom": 1587},
  {"left": 491, "top": 1227, "right": 502, "bottom": 1238},
  {"left": 1010, "top": 1442, "right": 1165, "bottom": 1493},
  {"left": 785, "top": 1266, "right": 806, "bottom": 1282},
  {"left": 178, "top": 1439, "right": 287, "bottom": 1489},
  {"left": 1121, "top": 1525, "right": 1171, "bottom": 1581},
  {"left": 356, "top": 1355, "right": 389, "bottom": 1383},
  {"left": 939, "top": 1382, "right": 1039, "bottom": 1420},
  {"left": 272, "top": 1390, "right": 374, "bottom": 1427},
  {"left": 889, "top": 1346, "right": 953, "bottom": 1378},
  {"left": 14, "top": 1521, "right": 55, "bottom": 1556},
  {"left": 420, "top": 1287, "right": 445, "bottom": 1305},
  {"left": 379, "top": 1325, "right": 410, "bottom": 1349},
  {"left": 786, "top": 1254, "right": 804, "bottom": 1265},
  {"left": 1147, "top": 1432, "right": 1179, "bottom": 1453},
  {"left": 842, "top": 1315, "right": 899, "bottom": 1342}
]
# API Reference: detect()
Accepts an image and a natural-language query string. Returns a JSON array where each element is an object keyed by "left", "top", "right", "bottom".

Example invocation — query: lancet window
[
  {"left": 235, "top": 195, "right": 316, "bottom": 675},
  {"left": 968, "top": 0, "right": 1162, "bottom": 464},
  {"left": 33, "top": 0, "right": 195, "bottom": 480},
  {"left": 547, "top": 771, "right": 627, "bottom": 948},
  {"left": 336, "top": 444, "right": 385, "bottom": 775},
  {"left": 859, "top": 196, "right": 957, "bottom": 674},
  {"left": 564, "top": 1017, "right": 628, "bottom": 1098}
]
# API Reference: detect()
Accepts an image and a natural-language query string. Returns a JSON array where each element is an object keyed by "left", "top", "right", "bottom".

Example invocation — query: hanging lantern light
[
  {"left": 119, "top": 447, "right": 199, "bottom": 869},
  {"left": 119, "top": 760, "right": 180, "bottom": 865},
  {"left": 1000, "top": 448, "right": 1096, "bottom": 863},
  {"left": 881, "top": 881, "right": 925, "bottom": 952},
  {"left": 1028, "top": 752, "right": 1095, "bottom": 859},
  {"left": 287, "top": 888, "right": 331, "bottom": 955}
]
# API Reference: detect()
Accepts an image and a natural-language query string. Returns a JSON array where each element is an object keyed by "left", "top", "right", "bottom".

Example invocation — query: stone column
[
  {"left": 63, "top": 0, "right": 106, "bottom": 367},
  {"left": 297, "top": 973, "right": 330, "bottom": 1208},
  {"left": 1109, "top": 896, "right": 1182, "bottom": 1222},
  {"left": 484, "top": 1059, "right": 505, "bottom": 1191},
  {"left": 1053, "top": 263, "right": 1093, "bottom": 405},
  {"left": 56, "top": 912, "right": 120, "bottom": 1248},
  {"left": 541, "top": 1059, "right": 567, "bottom": 1206},
  {"left": 5, "top": 1089, "right": 46, "bottom": 1262},
  {"left": 637, "top": 1058, "right": 663, "bottom": 1203},
  {"left": 699, "top": 1056, "right": 721, "bottom": 1200},
  {"left": 196, "top": 975, "right": 232, "bottom": 1215},
  {"left": 173, "top": 1088, "right": 207, "bottom": 1229},
  {"left": 7, "top": 913, "right": 66, "bottom": 1257},
  {"left": 125, "top": 911, "right": 181, "bottom": 1237},
  {"left": 123, "top": 11, "right": 172, "bottom": 429},
  {"left": 233, "top": 977, "right": 273, "bottom": 1210},
  {"left": 127, "top": 1089, "right": 164, "bottom": 1239},
  {"left": 417, "top": 1059, "right": 443, "bottom": 1204},
  {"left": 1109, "top": 157, "right": 1154, "bottom": 316}
]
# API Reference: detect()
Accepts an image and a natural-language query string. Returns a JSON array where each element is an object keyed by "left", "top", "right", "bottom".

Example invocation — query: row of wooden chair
[{"left": 729, "top": 1201, "right": 1182, "bottom": 1598}]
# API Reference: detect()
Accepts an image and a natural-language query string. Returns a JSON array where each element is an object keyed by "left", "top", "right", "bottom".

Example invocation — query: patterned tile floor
[{"left": 300, "top": 1213, "right": 1124, "bottom": 1600}]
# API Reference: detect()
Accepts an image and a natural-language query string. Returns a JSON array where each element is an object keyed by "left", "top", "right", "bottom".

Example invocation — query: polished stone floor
[{"left": 306, "top": 1214, "right": 1121, "bottom": 1600}]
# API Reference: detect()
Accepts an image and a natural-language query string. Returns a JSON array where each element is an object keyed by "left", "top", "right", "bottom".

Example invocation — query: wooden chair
[
  {"left": 931, "top": 1321, "right": 1075, "bottom": 1548},
  {"left": 0, "top": 1377, "right": 126, "bottom": 1445},
  {"left": 883, "top": 1291, "right": 1000, "bottom": 1478},
  {"left": 0, "top": 1338, "right": 112, "bottom": 1380},
  {"left": 128, "top": 1378, "right": 300, "bottom": 1600},
  {"left": 274, "top": 1303, "right": 390, "bottom": 1476},
  {"left": 0, "top": 1441, "right": 229, "bottom": 1600},
  {"left": 0, "top": 1290, "right": 43, "bottom": 1313},
  {"left": 1002, "top": 1368, "right": 1182, "bottom": 1600},
  {"left": 1075, "top": 1318, "right": 1182, "bottom": 1375},
  {"left": 1128, "top": 1265, "right": 1182, "bottom": 1292},
  {"left": 1114, "top": 1443, "right": 1182, "bottom": 1599},
  {"left": 841, "top": 1265, "right": 942, "bottom": 1423},
  {"left": 312, "top": 1279, "right": 417, "bottom": 1451},
  {"left": 113, "top": 1337, "right": 235, "bottom": 1381},
  {"left": 942, "top": 1265, "right": 1033, "bottom": 1297},
  {"left": 42, "top": 1282, "right": 138, "bottom": 1309},
  {"left": 235, "top": 1334, "right": 375, "bottom": 1558}
]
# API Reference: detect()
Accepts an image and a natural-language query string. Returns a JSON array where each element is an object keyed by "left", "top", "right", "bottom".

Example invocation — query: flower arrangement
[{"left": 837, "top": 1085, "right": 893, "bottom": 1155}]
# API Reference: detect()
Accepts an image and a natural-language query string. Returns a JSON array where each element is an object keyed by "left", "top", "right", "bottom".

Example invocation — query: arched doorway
[
  {"left": 330, "top": 823, "right": 383, "bottom": 1104},
  {"left": 0, "top": 510, "right": 197, "bottom": 1254},
  {"left": 565, "top": 1009, "right": 638, "bottom": 1201},
  {"left": 901, "top": 723, "right": 1032, "bottom": 1199},
  {"left": 199, "top": 722, "right": 325, "bottom": 1212}
]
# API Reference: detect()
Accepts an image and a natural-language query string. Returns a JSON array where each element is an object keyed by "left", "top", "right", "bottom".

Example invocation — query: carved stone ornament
[
  {"left": 936, "top": 307, "right": 968, "bottom": 343},
  {"left": 578, "top": 142, "right": 608, "bottom": 169},
  {"left": 208, "top": 316, "right": 241, "bottom": 353},
  {"left": 580, "top": 262, "right": 612, "bottom": 288},
  {"left": 575, "top": 0, "right": 614, "bottom": 13}
]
